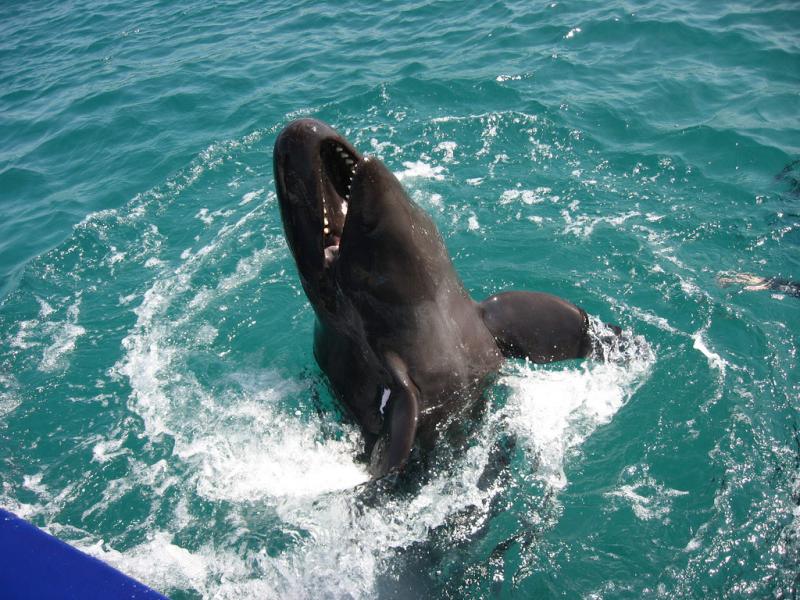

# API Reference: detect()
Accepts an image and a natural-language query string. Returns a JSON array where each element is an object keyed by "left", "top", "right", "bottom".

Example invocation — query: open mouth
[{"left": 319, "top": 139, "right": 362, "bottom": 267}]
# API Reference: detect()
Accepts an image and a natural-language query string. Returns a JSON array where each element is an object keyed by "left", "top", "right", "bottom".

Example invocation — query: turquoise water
[{"left": 1, "top": 0, "right": 799, "bottom": 597}]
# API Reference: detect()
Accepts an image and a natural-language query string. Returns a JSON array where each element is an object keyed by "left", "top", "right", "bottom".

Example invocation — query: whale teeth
[{"left": 324, "top": 226, "right": 330, "bottom": 235}]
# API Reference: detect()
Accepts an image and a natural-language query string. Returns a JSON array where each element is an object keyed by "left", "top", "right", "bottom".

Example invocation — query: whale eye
[{"left": 361, "top": 214, "right": 381, "bottom": 237}]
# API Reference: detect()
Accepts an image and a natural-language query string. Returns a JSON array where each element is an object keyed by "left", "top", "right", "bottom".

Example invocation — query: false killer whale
[{"left": 274, "top": 118, "right": 615, "bottom": 479}]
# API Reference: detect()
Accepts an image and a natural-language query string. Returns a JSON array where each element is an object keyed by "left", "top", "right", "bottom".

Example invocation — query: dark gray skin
[{"left": 274, "top": 118, "right": 605, "bottom": 478}]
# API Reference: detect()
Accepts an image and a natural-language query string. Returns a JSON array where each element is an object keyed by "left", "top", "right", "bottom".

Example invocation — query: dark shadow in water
[
  {"left": 776, "top": 159, "right": 800, "bottom": 196},
  {"left": 367, "top": 427, "right": 555, "bottom": 599}
]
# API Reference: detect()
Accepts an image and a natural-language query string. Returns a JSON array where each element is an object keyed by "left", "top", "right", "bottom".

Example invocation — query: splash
[
  {"left": 395, "top": 160, "right": 446, "bottom": 181},
  {"left": 102, "top": 251, "right": 655, "bottom": 597},
  {"left": 499, "top": 321, "right": 654, "bottom": 489}
]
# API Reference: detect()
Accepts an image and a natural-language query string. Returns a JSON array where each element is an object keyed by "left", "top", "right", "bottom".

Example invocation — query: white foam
[
  {"left": 194, "top": 324, "right": 217, "bottom": 345},
  {"left": 40, "top": 322, "right": 86, "bottom": 372},
  {"left": 116, "top": 285, "right": 180, "bottom": 437},
  {"left": 217, "top": 246, "right": 277, "bottom": 293},
  {"left": 562, "top": 210, "right": 641, "bottom": 238},
  {"left": 500, "top": 188, "right": 550, "bottom": 205},
  {"left": 692, "top": 329, "right": 727, "bottom": 374},
  {"left": 0, "top": 373, "right": 20, "bottom": 417},
  {"left": 496, "top": 74, "right": 522, "bottom": 82},
  {"left": 499, "top": 323, "right": 653, "bottom": 489},
  {"left": 239, "top": 188, "right": 264, "bottom": 206},
  {"left": 0, "top": 487, "right": 40, "bottom": 520},
  {"left": 477, "top": 114, "right": 500, "bottom": 157},
  {"left": 37, "top": 297, "right": 55, "bottom": 318},
  {"left": 10, "top": 319, "right": 38, "bottom": 350},
  {"left": 605, "top": 467, "right": 688, "bottom": 522},
  {"left": 434, "top": 141, "right": 457, "bottom": 162},
  {"left": 107, "top": 246, "right": 126, "bottom": 266},
  {"left": 103, "top": 310, "right": 653, "bottom": 598},
  {"left": 623, "top": 304, "right": 680, "bottom": 334},
  {"left": 115, "top": 204, "right": 281, "bottom": 442},
  {"left": 23, "top": 472, "right": 48, "bottom": 496},
  {"left": 684, "top": 535, "right": 703, "bottom": 552},
  {"left": 92, "top": 436, "right": 129, "bottom": 464},
  {"left": 80, "top": 532, "right": 256, "bottom": 597},
  {"left": 255, "top": 331, "right": 652, "bottom": 597},
  {"left": 395, "top": 160, "right": 445, "bottom": 181},
  {"left": 178, "top": 391, "right": 370, "bottom": 501},
  {"left": 678, "top": 275, "right": 701, "bottom": 298},
  {"left": 369, "top": 137, "right": 400, "bottom": 157},
  {"left": 80, "top": 369, "right": 500, "bottom": 597},
  {"left": 112, "top": 216, "right": 367, "bottom": 502},
  {"left": 267, "top": 439, "right": 498, "bottom": 597},
  {"left": 196, "top": 208, "right": 214, "bottom": 224},
  {"left": 39, "top": 296, "right": 86, "bottom": 372}
]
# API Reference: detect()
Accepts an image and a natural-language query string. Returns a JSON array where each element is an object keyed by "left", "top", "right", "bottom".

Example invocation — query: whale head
[{"left": 273, "top": 118, "right": 461, "bottom": 321}]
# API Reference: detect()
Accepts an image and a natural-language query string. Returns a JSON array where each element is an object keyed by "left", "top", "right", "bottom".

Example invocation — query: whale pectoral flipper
[
  {"left": 386, "top": 384, "right": 419, "bottom": 471},
  {"left": 368, "top": 352, "right": 420, "bottom": 478},
  {"left": 479, "top": 291, "right": 593, "bottom": 363}
]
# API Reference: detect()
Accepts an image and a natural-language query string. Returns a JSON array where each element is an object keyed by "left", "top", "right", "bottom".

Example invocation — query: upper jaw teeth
[
  {"left": 335, "top": 144, "right": 357, "bottom": 168},
  {"left": 335, "top": 142, "right": 357, "bottom": 199},
  {"left": 321, "top": 141, "right": 358, "bottom": 243}
]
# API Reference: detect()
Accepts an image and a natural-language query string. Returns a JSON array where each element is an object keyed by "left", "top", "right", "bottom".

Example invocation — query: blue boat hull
[{"left": 0, "top": 508, "right": 166, "bottom": 599}]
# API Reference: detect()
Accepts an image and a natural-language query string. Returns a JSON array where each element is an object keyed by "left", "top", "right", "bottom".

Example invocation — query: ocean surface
[{"left": 1, "top": 1, "right": 799, "bottom": 597}]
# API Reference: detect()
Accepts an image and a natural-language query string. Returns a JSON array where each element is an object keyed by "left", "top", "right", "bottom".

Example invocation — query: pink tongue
[{"left": 324, "top": 244, "right": 340, "bottom": 266}]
